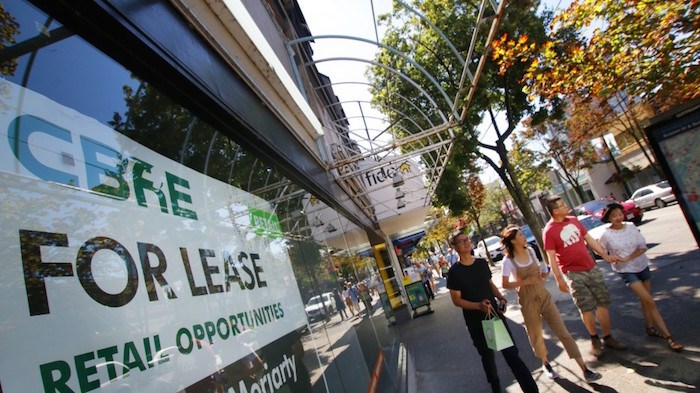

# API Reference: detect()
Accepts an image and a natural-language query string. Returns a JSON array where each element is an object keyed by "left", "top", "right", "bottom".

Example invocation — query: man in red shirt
[{"left": 543, "top": 196, "right": 626, "bottom": 357}]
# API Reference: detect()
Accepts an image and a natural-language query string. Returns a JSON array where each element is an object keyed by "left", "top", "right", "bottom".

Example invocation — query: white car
[
  {"left": 475, "top": 236, "right": 504, "bottom": 261},
  {"left": 577, "top": 214, "right": 609, "bottom": 258},
  {"left": 630, "top": 181, "right": 677, "bottom": 210},
  {"left": 304, "top": 293, "right": 335, "bottom": 321}
]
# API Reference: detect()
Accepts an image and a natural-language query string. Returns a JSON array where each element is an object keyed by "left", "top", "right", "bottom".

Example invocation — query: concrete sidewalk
[{"left": 398, "top": 249, "right": 700, "bottom": 392}]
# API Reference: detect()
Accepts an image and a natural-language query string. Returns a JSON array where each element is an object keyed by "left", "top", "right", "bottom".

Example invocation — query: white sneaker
[{"left": 543, "top": 364, "right": 559, "bottom": 379}]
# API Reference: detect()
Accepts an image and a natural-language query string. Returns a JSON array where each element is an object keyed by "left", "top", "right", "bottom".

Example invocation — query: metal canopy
[{"left": 266, "top": 0, "right": 507, "bottom": 245}]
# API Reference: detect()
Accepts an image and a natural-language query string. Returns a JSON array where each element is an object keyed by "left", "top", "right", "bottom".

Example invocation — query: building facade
[{"left": 0, "top": 1, "right": 409, "bottom": 392}]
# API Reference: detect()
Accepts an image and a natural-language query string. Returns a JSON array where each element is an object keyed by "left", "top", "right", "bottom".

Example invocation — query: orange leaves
[
  {"left": 536, "top": 0, "right": 700, "bottom": 105},
  {"left": 491, "top": 33, "right": 540, "bottom": 77}
]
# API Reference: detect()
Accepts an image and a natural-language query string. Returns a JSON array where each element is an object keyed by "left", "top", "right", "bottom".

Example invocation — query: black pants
[
  {"left": 422, "top": 280, "right": 434, "bottom": 300},
  {"left": 337, "top": 305, "right": 348, "bottom": 319},
  {"left": 464, "top": 315, "right": 538, "bottom": 393}
]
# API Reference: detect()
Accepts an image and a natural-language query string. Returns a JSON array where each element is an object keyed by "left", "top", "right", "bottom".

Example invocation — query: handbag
[{"left": 481, "top": 312, "right": 514, "bottom": 351}]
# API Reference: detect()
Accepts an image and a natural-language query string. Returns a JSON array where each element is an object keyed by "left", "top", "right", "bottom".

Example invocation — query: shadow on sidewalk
[{"left": 399, "top": 249, "right": 700, "bottom": 392}]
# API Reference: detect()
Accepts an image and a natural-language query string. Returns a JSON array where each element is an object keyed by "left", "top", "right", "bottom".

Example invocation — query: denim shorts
[{"left": 618, "top": 266, "right": 652, "bottom": 286}]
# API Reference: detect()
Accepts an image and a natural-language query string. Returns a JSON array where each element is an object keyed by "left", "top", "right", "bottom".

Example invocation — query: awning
[{"left": 392, "top": 231, "right": 426, "bottom": 253}]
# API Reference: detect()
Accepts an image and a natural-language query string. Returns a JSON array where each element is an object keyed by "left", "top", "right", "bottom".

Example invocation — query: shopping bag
[{"left": 481, "top": 315, "right": 514, "bottom": 351}]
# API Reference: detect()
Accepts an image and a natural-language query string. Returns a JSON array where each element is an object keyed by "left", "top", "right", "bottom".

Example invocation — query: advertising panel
[
  {"left": 645, "top": 102, "right": 700, "bottom": 246},
  {"left": 0, "top": 80, "right": 308, "bottom": 392}
]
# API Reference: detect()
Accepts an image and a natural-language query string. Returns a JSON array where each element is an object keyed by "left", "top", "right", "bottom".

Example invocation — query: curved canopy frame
[{"left": 254, "top": 0, "right": 508, "bottom": 241}]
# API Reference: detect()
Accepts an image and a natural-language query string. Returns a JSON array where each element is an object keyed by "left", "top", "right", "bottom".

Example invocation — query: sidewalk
[{"left": 399, "top": 249, "right": 700, "bottom": 392}]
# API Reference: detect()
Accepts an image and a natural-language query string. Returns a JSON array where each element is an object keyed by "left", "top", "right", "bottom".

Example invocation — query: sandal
[
  {"left": 646, "top": 326, "right": 665, "bottom": 338},
  {"left": 665, "top": 336, "right": 683, "bottom": 352}
]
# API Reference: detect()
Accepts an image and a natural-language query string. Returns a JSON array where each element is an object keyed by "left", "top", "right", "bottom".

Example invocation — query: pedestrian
[
  {"left": 332, "top": 288, "right": 348, "bottom": 320},
  {"left": 417, "top": 262, "right": 435, "bottom": 300},
  {"left": 369, "top": 272, "right": 379, "bottom": 296},
  {"left": 431, "top": 253, "right": 441, "bottom": 278},
  {"left": 447, "top": 231, "right": 539, "bottom": 393},
  {"left": 348, "top": 283, "right": 361, "bottom": 314},
  {"left": 500, "top": 225, "right": 602, "bottom": 382},
  {"left": 439, "top": 256, "right": 450, "bottom": 278},
  {"left": 543, "top": 196, "right": 627, "bottom": 357},
  {"left": 598, "top": 203, "right": 683, "bottom": 351},
  {"left": 342, "top": 285, "right": 355, "bottom": 316},
  {"left": 358, "top": 281, "right": 373, "bottom": 316},
  {"left": 446, "top": 247, "right": 459, "bottom": 266}
]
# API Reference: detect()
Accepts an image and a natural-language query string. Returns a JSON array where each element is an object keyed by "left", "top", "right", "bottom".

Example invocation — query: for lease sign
[{"left": 0, "top": 80, "right": 307, "bottom": 392}]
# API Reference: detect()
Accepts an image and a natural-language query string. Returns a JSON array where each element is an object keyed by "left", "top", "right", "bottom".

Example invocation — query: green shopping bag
[{"left": 482, "top": 313, "right": 514, "bottom": 351}]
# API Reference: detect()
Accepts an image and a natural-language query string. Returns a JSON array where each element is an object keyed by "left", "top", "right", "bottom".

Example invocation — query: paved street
[{"left": 401, "top": 204, "right": 700, "bottom": 393}]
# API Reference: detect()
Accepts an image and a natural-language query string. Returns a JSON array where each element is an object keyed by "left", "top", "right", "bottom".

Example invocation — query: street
[
  {"left": 636, "top": 203, "right": 698, "bottom": 260},
  {"left": 403, "top": 204, "right": 700, "bottom": 393}
]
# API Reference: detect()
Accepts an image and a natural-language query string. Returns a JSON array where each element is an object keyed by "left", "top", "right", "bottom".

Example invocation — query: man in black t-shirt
[{"left": 447, "top": 231, "right": 538, "bottom": 393}]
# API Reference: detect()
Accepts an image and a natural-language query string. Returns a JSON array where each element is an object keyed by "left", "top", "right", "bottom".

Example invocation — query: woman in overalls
[{"left": 500, "top": 225, "right": 602, "bottom": 383}]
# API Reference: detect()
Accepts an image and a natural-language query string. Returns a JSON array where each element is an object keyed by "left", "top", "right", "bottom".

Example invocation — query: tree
[
  {"left": 0, "top": 4, "right": 19, "bottom": 76},
  {"left": 509, "top": 137, "right": 552, "bottom": 198},
  {"left": 369, "top": 0, "right": 552, "bottom": 258},
  {"left": 461, "top": 175, "right": 497, "bottom": 266},
  {"left": 109, "top": 79, "right": 317, "bottom": 237},
  {"left": 521, "top": 117, "right": 595, "bottom": 202},
  {"left": 491, "top": 1, "right": 699, "bottom": 229},
  {"left": 546, "top": 0, "right": 699, "bottom": 104},
  {"left": 575, "top": 95, "right": 663, "bottom": 179},
  {"left": 416, "top": 213, "right": 459, "bottom": 259},
  {"left": 331, "top": 253, "right": 374, "bottom": 283},
  {"left": 494, "top": 0, "right": 699, "bottom": 125}
]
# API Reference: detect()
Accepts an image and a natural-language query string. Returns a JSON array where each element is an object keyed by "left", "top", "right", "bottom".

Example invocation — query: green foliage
[
  {"left": 0, "top": 4, "right": 19, "bottom": 76},
  {"left": 497, "top": 0, "right": 700, "bottom": 110},
  {"left": 108, "top": 79, "right": 313, "bottom": 233},
  {"left": 369, "top": 0, "right": 550, "bottom": 226},
  {"left": 481, "top": 181, "right": 509, "bottom": 229},
  {"left": 415, "top": 209, "right": 457, "bottom": 258},
  {"left": 509, "top": 137, "right": 551, "bottom": 197},
  {"left": 521, "top": 116, "right": 595, "bottom": 200}
]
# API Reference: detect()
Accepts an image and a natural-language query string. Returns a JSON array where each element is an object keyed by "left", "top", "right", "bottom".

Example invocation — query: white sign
[{"left": 0, "top": 81, "right": 307, "bottom": 392}]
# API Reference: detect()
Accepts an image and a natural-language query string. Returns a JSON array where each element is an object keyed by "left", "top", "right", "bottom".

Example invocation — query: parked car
[
  {"left": 520, "top": 225, "right": 542, "bottom": 260},
  {"left": 577, "top": 214, "right": 608, "bottom": 259},
  {"left": 304, "top": 293, "right": 335, "bottom": 321},
  {"left": 630, "top": 181, "right": 677, "bottom": 210},
  {"left": 475, "top": 236, "right": 504, "bottom": 261},
  {"left": 573, "top": 198, "right": 643, "bottom": 225},
  {"left": 577, "top": 214, "right": 608, "bottom": 240}
]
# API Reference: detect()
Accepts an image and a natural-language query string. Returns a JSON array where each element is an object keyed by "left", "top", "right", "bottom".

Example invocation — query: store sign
[
  {"left": 358, "top": 161, "right": 410, "bottom": 188},
  {"left": 0, "top": 81, "right": 307, "bottom": 392},
  {"left": 249, "top": 208, "right": 284, "bottom": 239}
]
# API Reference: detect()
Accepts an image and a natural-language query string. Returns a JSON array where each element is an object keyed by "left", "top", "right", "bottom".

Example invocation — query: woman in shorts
[{"left": 598, "top": 203, "right": 683, "bottom": 352}]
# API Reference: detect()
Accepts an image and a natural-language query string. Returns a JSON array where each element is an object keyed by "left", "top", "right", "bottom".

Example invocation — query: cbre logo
[{"left": 7, "top": 114, "right": 198, "bottom": 220}]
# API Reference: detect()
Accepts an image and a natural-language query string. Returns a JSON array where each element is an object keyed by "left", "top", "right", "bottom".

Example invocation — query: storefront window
[{"left": 0, "top": 2, "right": 398, "bottom": 392}]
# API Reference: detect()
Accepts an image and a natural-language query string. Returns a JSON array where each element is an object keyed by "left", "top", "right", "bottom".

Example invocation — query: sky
[{"left": 296, "top": 0, "right": 574, "bottom": 184}]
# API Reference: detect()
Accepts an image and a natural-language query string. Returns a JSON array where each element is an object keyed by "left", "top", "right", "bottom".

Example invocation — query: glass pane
[{"left": 0, "top": 2, "right": 388, "bottom": 392}]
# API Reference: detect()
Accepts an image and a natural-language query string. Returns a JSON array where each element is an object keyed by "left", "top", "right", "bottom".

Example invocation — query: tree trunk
[
  {"left": 603, "top": 138, "right": 632, "bottom": 197},
  {"left": 608, "top": 96, "right": 663, "bottom": 179},
  {"left": 558, "top": 166, "right": 587, "bottom": 203},
  {"left": 495, "top": 145, "right": 547, "bottom": 265}
]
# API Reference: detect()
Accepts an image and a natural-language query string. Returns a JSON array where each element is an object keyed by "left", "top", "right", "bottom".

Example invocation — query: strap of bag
[{"left": 483, "top": 303, "right": 497, "bottom": 320}]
